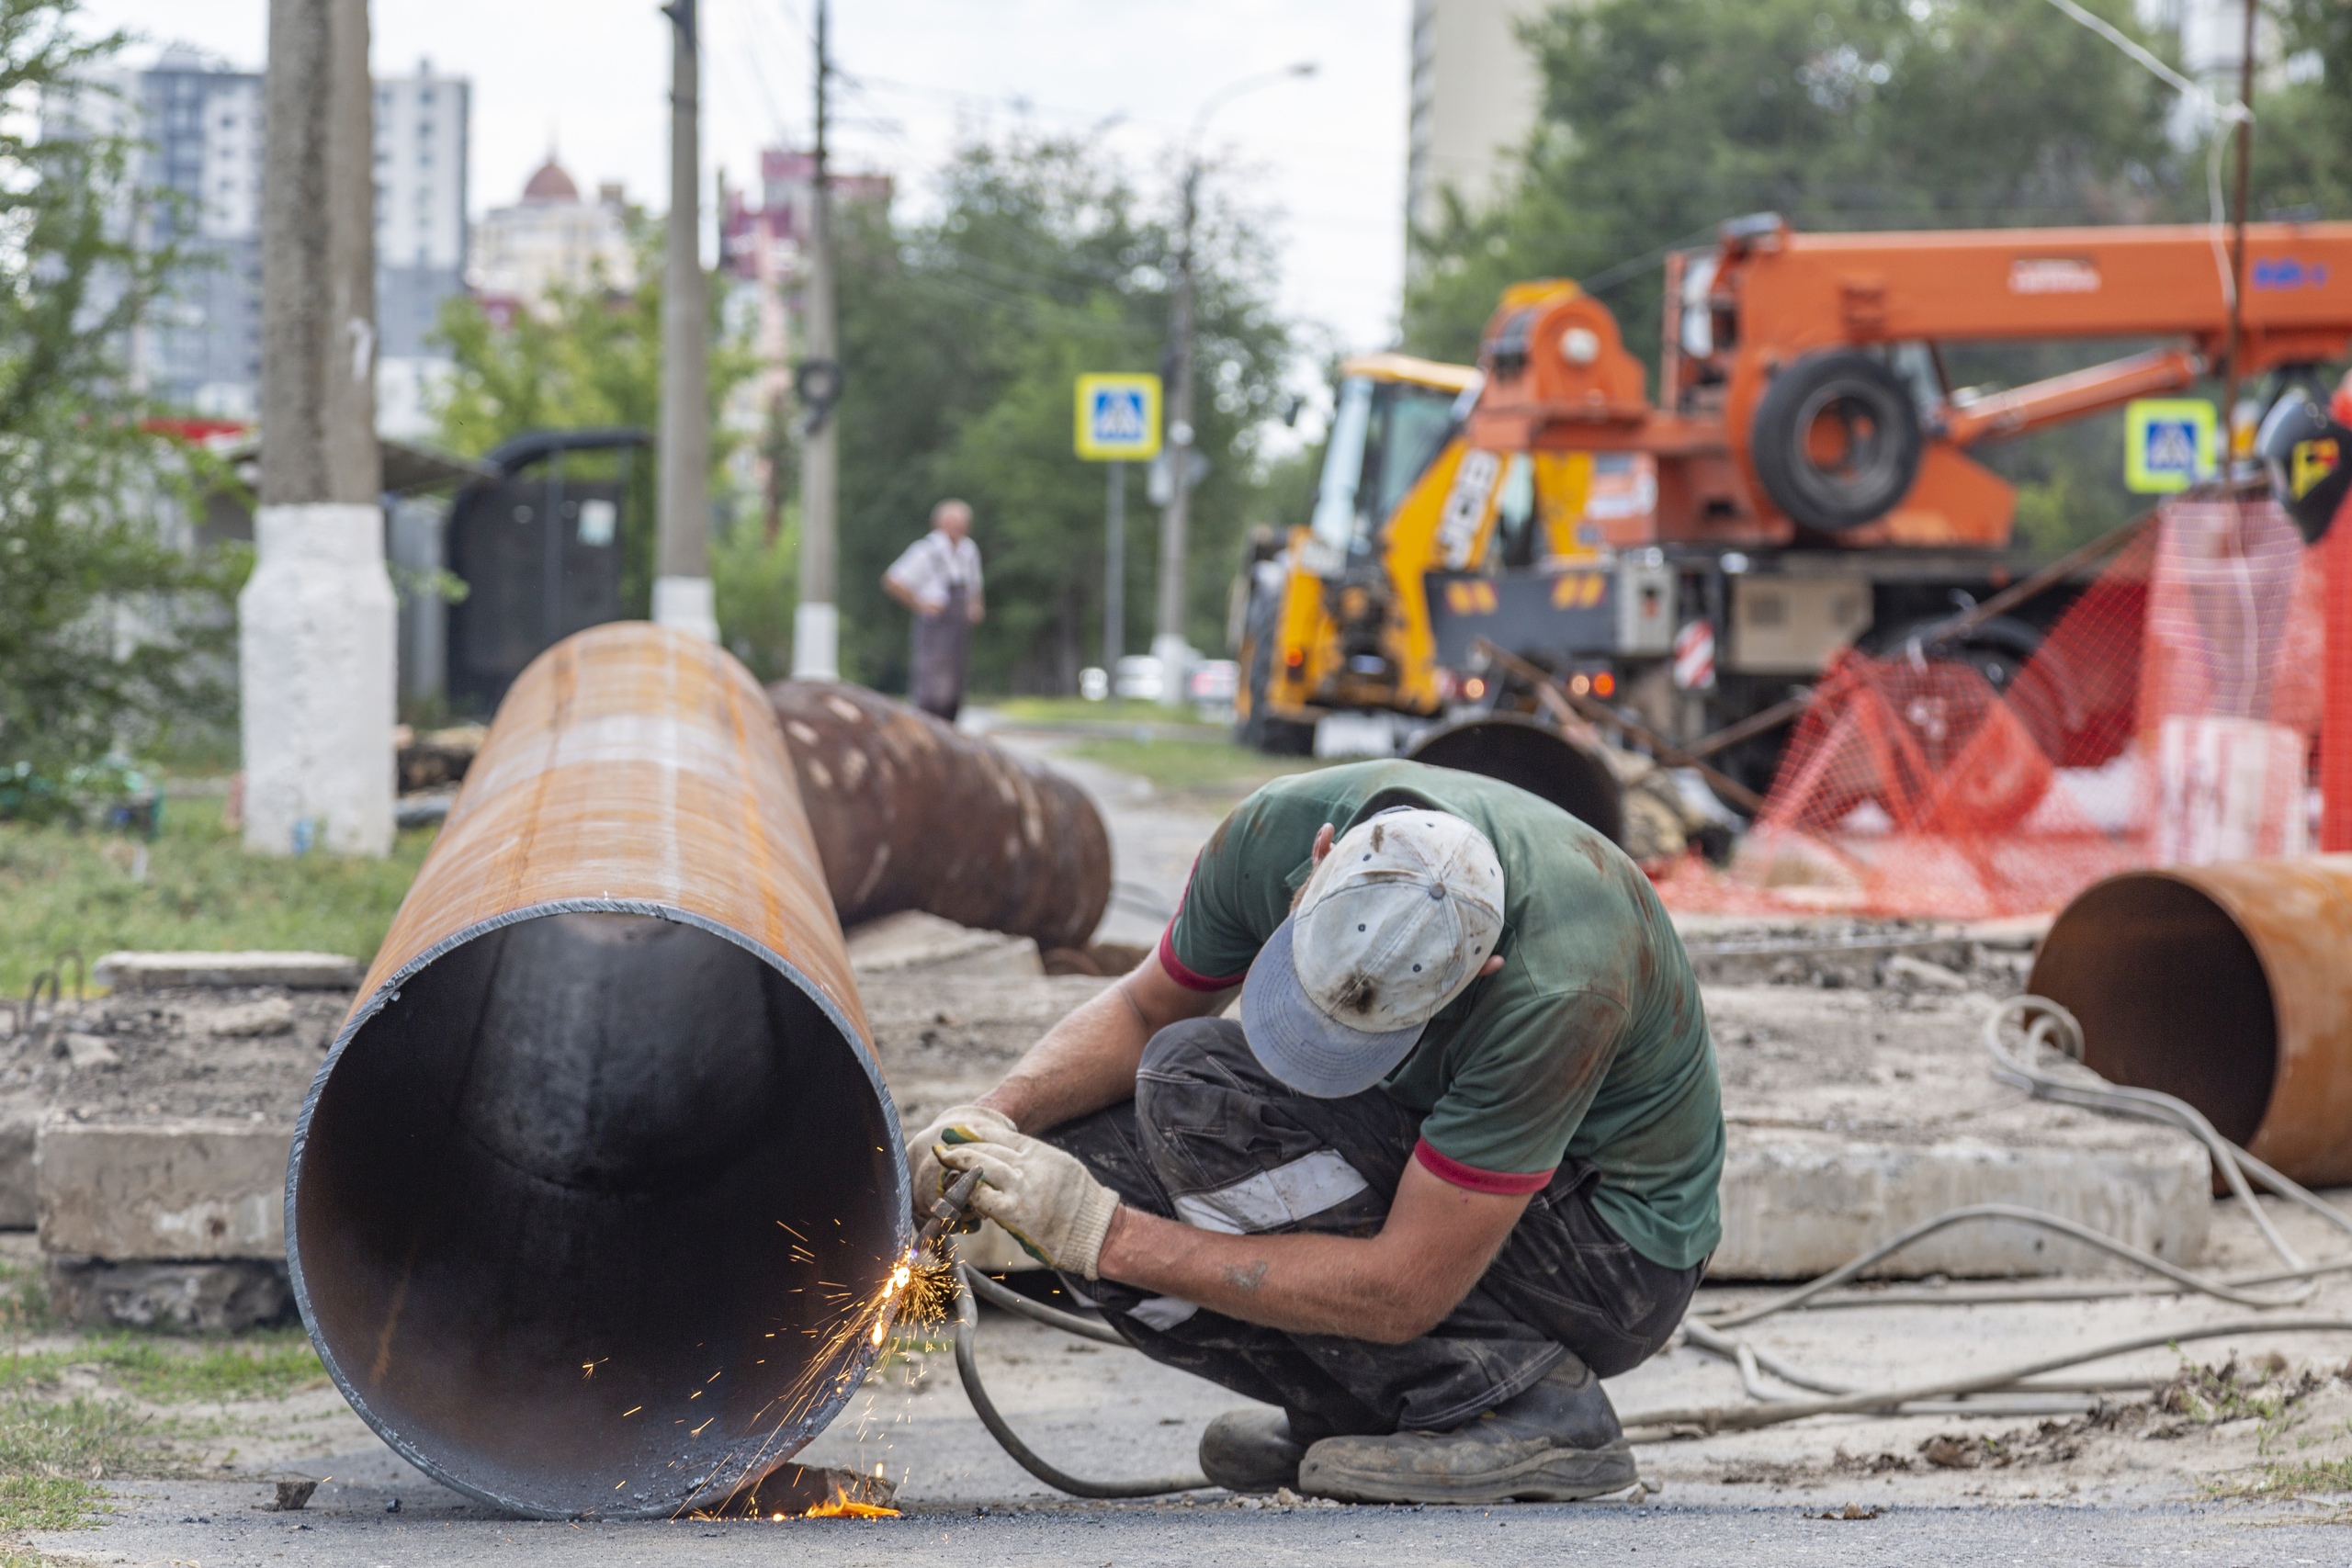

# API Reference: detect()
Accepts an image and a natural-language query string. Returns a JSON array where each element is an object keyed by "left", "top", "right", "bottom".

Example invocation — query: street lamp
[{"left": 1151, "top": 61, "right": 1317, "bottom": 706}]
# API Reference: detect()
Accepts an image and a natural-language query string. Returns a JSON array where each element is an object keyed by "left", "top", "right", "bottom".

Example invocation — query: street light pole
[
  {"left": 793, "top": 0, "right": 842, "bottom": 678},
  {"left": 654, "top": 0, "right": 716, "bottom": 641},
  {"left": 1149, "top": 62, "right": 1316, "bottom": 707}
]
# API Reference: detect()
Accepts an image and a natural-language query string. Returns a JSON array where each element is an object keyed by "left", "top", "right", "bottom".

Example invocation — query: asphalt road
[{"left": 40, "top": 1476, "right": 2352, "bottom": 1568}]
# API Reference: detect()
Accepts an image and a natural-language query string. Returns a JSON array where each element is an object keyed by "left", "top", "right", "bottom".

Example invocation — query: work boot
[
  {"left": 1296, "top": 1358, "right": 1636, "bottom": 1505},
  {"left": 1198, "top": 1407, "right": 1307, "bottom": 1494}
]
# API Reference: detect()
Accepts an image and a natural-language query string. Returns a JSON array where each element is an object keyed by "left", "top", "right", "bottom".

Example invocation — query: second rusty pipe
[
  {"left": 768, "top": 681, "right": 1113, "bottom": 951},
  {"left": 2028, "top": 857, "right": 2352, "bottom": 1187}
]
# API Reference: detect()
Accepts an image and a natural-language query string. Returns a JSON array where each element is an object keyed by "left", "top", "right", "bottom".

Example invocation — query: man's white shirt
[{"left": 885, "top": 531, "right": 984, "bottom": 615}]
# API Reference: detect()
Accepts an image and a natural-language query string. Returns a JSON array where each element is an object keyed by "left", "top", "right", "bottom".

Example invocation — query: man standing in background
[{"left": 883, "top": 498, "right": 986, "bottom": 722}]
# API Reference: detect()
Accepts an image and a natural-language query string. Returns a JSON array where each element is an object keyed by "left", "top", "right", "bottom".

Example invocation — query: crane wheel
[{"left": 1751, "top": 351, "right": 1924, "bottom": 532}]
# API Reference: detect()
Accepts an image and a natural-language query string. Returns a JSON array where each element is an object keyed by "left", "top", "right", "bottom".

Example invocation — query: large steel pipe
[
  {"left": 768, "top": 680, "right": 1112, "bottom": 951},
  {"left": 1408, "top": 713, "right": 1626, "bottom": 847},
  {"left": 288, "top": 625, "right": 908, "bottom": 1520},
  {"left": 2028, "top": 857, "right": 2352, "bottom": 1186}
]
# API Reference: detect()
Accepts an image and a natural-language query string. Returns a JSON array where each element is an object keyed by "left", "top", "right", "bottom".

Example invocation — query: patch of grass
[
  {"left": 0, "top": 1394, "right": 152, "bottom": 1485},
  {"left": 2212, "top": 1453, "right": 2352, "bottom": 1503},
  {"left": 0, "top": 1473, "right": 106, "bottom": 1535},
  {"left": 0, "top": 1332, "right": 326, "bottom": 1404},
  {"left": 987, "top": 696, "right": 1222, "bottom": 729},
  {"left": 1067, "top": 736, "right": 1330, "bottom": 797},
  {"left": 0, "top": 793, "right": 432, "bottom": 994}
]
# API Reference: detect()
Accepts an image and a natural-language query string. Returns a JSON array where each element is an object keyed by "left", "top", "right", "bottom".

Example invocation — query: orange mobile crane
[{"left": 1243, "top": 214, "right": 2352, "bottom": 789}]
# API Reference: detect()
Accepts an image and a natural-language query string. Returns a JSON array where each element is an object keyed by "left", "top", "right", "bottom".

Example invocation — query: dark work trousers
[
  {"left": 1040, "top": 1017, "right": 1702, "bottom": 1439},
  {"left": 910, "top": 581, "right": 971, "bottom": 723}
]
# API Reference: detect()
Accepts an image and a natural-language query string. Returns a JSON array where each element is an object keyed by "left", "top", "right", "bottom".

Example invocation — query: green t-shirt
[{"left": 1159, "top": 760, "right": 1723, "bottom": 1271}]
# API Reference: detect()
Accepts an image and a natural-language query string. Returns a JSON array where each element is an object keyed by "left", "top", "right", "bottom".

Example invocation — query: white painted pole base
[
  {"left": 792, "top": 601, "right": 839, "bottom": 680},
  {"left": 651, "top": 575, "right": 719, "bottom": 643},
  {"left": 1151, "top": 631, "right": 1193, "bottom": 707},
  {"left": 237, "top": 503, "right": 396, "bottom": 858}
]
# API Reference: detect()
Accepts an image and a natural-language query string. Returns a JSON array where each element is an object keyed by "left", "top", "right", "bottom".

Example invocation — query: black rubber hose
[{"left": 951, "top": 1265, "right": 1210, "bottom": 1498}]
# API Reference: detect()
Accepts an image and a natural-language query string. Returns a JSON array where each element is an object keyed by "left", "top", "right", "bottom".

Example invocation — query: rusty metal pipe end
[
  {"left": 1407, "top": 714, "right": 1626, "bottom": 846},
  {"left": 288, "top": 626, "right": 910, "bottom": 1520},
  {"left": 2029, "top": 857, "right": 2352, "bottom": 1187}
]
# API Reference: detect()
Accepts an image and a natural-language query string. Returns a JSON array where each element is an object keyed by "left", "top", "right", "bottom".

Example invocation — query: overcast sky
[{"left": 75, "top": 0, "right": 1411, "bottom": 366}]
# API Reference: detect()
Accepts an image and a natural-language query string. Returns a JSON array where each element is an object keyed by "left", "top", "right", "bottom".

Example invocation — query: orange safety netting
[{"left": 1654, "top": 498, "right": 2324, "bottom": 920}]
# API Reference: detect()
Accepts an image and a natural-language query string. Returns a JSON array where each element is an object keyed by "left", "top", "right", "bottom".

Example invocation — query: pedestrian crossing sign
[
  {"left": 1075, "top": 373, "right": 1163, "bottom": 461},
  {"left": 2124, "top": 399, "right": 2217, "bottom": 493}
]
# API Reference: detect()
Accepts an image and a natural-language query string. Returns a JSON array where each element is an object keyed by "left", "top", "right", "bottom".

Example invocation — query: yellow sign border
[{"left": 1075, "top": 373, "right": 1163, "bottom": 461}]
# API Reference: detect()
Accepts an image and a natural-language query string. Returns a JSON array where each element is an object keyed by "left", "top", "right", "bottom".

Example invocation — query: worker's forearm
[
  {"left": 978, "top": 979, "right": 1151, "bottom": 1134},
  {"left": 1095, "top": 1206, "right": 1441, "bottom": 1342}
]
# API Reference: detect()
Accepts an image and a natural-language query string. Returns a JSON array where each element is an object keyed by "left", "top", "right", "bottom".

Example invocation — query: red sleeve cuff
[
  {"left": 1157, "top": 923, "right": 1248, "bottom": 993},
  {"left": 1414, "top": 1138, "right": 1555, "bottom": 1196}
]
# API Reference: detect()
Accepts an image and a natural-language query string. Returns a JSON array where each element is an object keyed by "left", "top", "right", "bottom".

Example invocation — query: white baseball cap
[{"left": 1238, "top": 807, "right": 1506, "bottom": 1098}]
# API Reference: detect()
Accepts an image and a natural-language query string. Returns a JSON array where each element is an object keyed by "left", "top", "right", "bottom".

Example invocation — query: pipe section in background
[
  {"left": 1407, "top": 713, "right": 1627, "bottom": 847},
  {"left": 768, "top": 681, "right": 1113, "bottom": 951},
  {"left": 288, "top": 624, "right": 908, "bottom": 1520},
  {"left": 2029, "top": 857, "right": 2352, "bottom": 1186}
]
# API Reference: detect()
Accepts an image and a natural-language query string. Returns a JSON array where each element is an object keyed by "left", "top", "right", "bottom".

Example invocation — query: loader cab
[{"left": 1309, "top": 355, "right": 1482, "bottom": 557}]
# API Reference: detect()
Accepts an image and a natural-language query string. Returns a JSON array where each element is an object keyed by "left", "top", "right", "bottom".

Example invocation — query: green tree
[
  {"left": 427, "top": 227, "right": 761, "bottom": 627},
  {"left": 833, "top": 135, "right": 1293, "bottom": 694},
  {"left": 0, "top": 0, "right": 234, "bottom": 807}
]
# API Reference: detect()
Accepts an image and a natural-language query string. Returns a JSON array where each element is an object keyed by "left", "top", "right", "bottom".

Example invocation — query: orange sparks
[{"left": 803, "top": 1494, "right": 899, "bottom": 1519}]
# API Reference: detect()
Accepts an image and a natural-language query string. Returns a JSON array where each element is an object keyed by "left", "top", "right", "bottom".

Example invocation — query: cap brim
[{"left": 1238, "top": 917, "right": 1425, "bottom": 1100}]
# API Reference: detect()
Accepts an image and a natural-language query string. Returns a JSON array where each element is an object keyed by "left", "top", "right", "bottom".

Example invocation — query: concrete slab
[
  {"left": 36, "top": 1120, "right": 290, "bottom": 1260},
  {"left": 1709, "top": 985, "right": 2209, "bottom": 1278},
  {"left": 94, "top": 951, "right": 364, "bottom": 991}
]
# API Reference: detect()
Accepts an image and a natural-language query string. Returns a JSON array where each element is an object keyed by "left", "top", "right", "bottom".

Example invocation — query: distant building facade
[
  {"left": 373, "top": 62, "right": 471, "bottom": 436},
  {"left": 466, "top": 156, "right": 635, "bottom": 314},
  {"left": 718, "top": 148, "right": 892, "bottom": 533},
  {"left": 1406, "top": 0, "right": 1548, "bottom": 248},
  {"left": 44, "top": 47, "right": 468, "bottom": 434}
]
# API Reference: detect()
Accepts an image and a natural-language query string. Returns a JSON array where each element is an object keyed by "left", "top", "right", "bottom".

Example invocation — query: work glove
[
  {"left": 934, "top": 1128, "right": 1120, "bottom": 1280},
  {"left": 905, "top": 1103, "right": 1017, "bottom": 1221}
]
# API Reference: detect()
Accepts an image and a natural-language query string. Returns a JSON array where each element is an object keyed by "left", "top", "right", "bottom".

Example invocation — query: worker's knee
[{"left": 1135, "top": 1017, "right": 1270, "bottom": 1140}]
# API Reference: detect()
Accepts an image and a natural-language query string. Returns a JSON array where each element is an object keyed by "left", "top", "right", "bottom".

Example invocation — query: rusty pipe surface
[
  {"left": 768, "top": 681, "right": 1112, "bottom": 951},
  {"left": 2028, "top": 856, "right": 2352, "bottom": 1187},
  {"left": 288, "top": 625, "right": 908, "bottom": 1521},
  {"left": 1407, "top": 714, "right": 1626, "bottom": 847}
]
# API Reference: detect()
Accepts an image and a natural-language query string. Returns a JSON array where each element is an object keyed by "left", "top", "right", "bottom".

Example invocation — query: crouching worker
[{"left": 907, "top": 760, "right": 1723, "bottom": 1505}]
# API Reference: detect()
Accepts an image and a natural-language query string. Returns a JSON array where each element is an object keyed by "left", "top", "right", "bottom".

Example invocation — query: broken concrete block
[
  {"left": 1883, "top": 953, "right": 1972, "bottom": 991},
  {"left": 0, "top": 1114, "right": 37, "bottom": 1229},
  {"left": 62, "top": 1033, "right": 120, "bottom": 1068},
  {"left": 46, "top": 1258, "right": 292, "bottom": 1333},
  {"left": 204, "top": 997, "right": 298, "bottom": 1037},
  {"left": 1710, "top": 1134, "right": 2211, "bottom": 1280},
  {"left": 93, "top": 952, "right": 363, "bottom": 992},
  {"left": 36, "top": 1121, "right": 291, "bottom": 1260}
]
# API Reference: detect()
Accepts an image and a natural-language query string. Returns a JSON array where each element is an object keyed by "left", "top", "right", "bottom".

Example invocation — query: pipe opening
[
  {"left": 293, "top": 909, "right": 899, "bottom": 1517},
  {"left": 2028, "top": 875, "right": 2278, "bottom": 1146},
  {"left": 1408, "top": 716, "right": 1626, "bottom": 846}
]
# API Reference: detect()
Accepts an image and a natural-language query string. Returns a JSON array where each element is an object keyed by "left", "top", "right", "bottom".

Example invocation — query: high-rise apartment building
[
  {"left": 46, "top": 47, "right": 468, "bottom": 433},
  {"left": 1405, "top": 0, "right": 1547, "bottom": 247},
  {"left": 374, "top": 62, "right": 470, "bottom": 436}
]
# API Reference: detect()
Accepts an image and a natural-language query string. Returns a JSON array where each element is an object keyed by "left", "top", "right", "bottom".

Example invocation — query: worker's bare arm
[
  {"left": 1094, "top": 1159, "right": 1529, "bottom": 1343},
  {"left": 976, "top": 950, "right": 1232, "bottom": 1136},
  {"left": 882, "top": 576, "right": 922, "bottom": 611}
]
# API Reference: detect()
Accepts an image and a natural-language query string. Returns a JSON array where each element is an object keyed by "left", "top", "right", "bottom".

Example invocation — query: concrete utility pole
[
  {"left": 1152, "top": 62, "right": 1317, "bottom": 706},
  {"left": 654, "top": 0, "right": 717, "bottom": 641},
  {"left": 792, "top": 0, "right": 842, "bottom": 679},
  {"left": 240, "top": 0, "right": 392, "bottom": 857}
]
